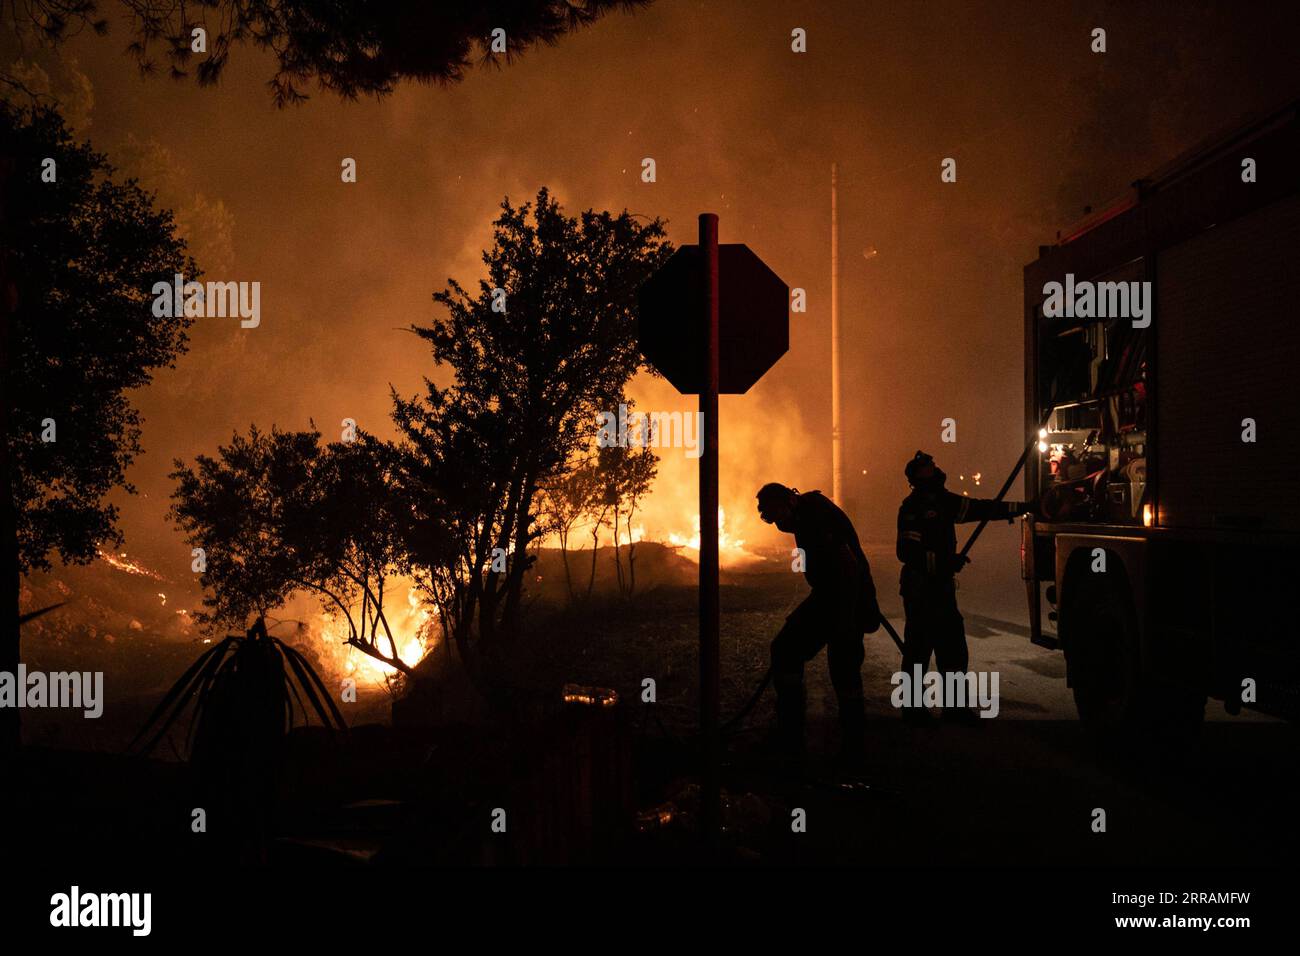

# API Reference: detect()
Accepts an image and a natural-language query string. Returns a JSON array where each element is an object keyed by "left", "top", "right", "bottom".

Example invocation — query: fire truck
[{"left": 1020, "top": 100, "right": 1300, "bottom": 736}]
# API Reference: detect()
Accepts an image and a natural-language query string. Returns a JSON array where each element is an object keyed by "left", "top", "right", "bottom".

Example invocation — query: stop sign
[{"left": 637, "top": 244, "right": 790, "bottom": 394}]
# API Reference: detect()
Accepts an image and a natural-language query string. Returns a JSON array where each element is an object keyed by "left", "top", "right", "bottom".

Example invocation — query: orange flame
[
  {"left": 316, "top": 583, "right": 435, "bottom": 685},
  {"left": 666, "top": 506, "right": 755, "bottom": 562},
  {"left": 97, "top": 549, "right": 164, "bottom": 580}
]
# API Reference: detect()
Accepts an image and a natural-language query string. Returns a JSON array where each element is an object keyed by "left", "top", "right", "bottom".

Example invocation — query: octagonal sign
[{"left": 637, "top": 244, "right": 790, "bottom": 395}]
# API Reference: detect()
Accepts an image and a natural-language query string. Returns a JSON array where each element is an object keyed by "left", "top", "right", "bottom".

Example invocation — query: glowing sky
[{"left": 7, "top": 0, "right": 1295, "bottom": 578}]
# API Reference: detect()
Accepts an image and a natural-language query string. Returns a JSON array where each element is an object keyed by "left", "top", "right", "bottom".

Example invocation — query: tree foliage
[
  {"left": 10, "top": 1, "right": 650, "bottom": 106},
  {"left": 169, "top": 426, "right": 423, "bottom": 674},
  {"left": 169, "top": 425, "right": 321, "bottom": 626},
  {"left": 170, "top": 188, "right": 669, "bottom": 688},
  {"left": 396, "top": 187, "right": 670, "bottom": 647},
  {"left": 1, "top": 101, "right": 193, "bottom": 749},
  {"left": 3, "top": 102, "right": 195, "bottom": 574}
]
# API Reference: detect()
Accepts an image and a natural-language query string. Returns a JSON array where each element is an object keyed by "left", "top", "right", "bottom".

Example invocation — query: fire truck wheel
[{"left": 1062, "top": 563, "right": 1204, "bottom": 748}]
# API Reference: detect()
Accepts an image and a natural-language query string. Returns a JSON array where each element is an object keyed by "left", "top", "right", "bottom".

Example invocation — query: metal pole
[
  {"left": 699, "top": 213, "right": 721, "bottom": 844},
  {"left": 831, "top": 162, "right": 843, "bottom": 506}
]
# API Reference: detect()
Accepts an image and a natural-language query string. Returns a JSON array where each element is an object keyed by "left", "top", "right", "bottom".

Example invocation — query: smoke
[
  {"left": 117, "top": 134, "right": 237, "bottom": 275},
  {"left": 19, "top": 0, "right": 1299, "bottom": 575},
  {"left": 2, "top": 56, "right": 94, "bottom": 130}
]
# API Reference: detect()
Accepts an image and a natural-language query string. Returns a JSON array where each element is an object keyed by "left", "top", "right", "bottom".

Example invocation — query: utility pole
[{"left": 831, "top": 162, "right": 843, "bottom": 506}]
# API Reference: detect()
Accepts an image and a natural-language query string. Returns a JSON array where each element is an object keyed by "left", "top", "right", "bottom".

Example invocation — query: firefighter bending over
[
  {"left": 757, "top": 483, "right": 881, "bottom": 762},
  {"left": 896, "top": 451, "right": 1025, "bottom": 724}
]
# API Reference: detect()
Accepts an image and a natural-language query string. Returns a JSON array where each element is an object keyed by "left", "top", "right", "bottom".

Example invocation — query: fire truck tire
[{"left": 1062, "top": 563, "right": 1205, "bottom": 747}]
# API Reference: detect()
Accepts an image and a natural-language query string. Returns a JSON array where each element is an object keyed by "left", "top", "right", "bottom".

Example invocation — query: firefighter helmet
[{"left": 905, "top": 451, "right": 935, "bottom": 484}]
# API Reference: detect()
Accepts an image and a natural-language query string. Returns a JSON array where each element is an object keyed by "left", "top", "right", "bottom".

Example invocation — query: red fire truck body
[{"left": 1021, "top": 101, "right": 1300, "bottom": 731}]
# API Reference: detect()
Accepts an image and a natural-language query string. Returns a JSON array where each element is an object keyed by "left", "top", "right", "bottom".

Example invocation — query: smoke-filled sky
[{"left": 7, "top": 0, "right": 1298, "bottom": 577}]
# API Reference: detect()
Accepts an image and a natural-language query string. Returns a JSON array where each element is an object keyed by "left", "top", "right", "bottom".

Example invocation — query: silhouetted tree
[
  {"left": 598, "top": 439, "right": 656, "bottom": 597},
  {"left": 1, "top": 102, "right": 194, "bottom": 750},
  {"left": 10, "top": 0, "right": 650, "bottom": 106},
  {"left": 396, "top": 188, "right": 669, "bottom": 648},
  {"left": 169, "top": 426, "right": 422, "bottom": 674},
  {"left": 538, "top": 454, "right": 601, "bottom": 603},
  {"left": 169, "top": 426, "right": 320, "bottom": 627},
  {"left": 306, "top": 433, "right": 423, "bottom": 674},
  {"left": 580, "top": 454, "right": 611, "bottom": 601},
  {"left": 390, "top": 386, "right": 505, "bottom": 666}
]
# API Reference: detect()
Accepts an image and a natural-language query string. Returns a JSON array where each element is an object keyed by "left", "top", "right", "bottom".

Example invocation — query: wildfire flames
[
  {"left": 315, "top": 585, "right": 434, "bottom": 685},
  {"left": 615, "top": 372, "right": 812, "bottom": 565},
  {"left": 667, "top": 507, "right": 756, "bottom": 562},
  {"left": 96, "top": 549, "right": 164, "bottom": 580}
]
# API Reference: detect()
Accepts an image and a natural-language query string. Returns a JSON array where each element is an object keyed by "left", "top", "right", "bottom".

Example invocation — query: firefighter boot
[
  {"left": 837, "top": 699, "right": 868, "bottom": 770},
  {"left": 902, "top": 705, "right": 934, "bottom": 726},
  {"left": 941, "top": 706, "right": 981, "bottom": 726},
  {"left": 765, "top": 676, "right": 807, "bottom": 761}
]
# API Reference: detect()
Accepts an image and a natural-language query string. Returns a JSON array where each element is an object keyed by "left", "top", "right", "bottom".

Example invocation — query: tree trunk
[
  {"left": 0, "top": 493, "right": 18, "bottom": 754},
  {"left": 612, "top": 501, "right": 624, "bottom": 594},
  {"left": 453, "top": 591, "right": 476, "bottom": 666},
  {"left": 480, "top": 471, "right": 522, "bottom": 645},
  {"left": 585, "top": 520, "right": 601, "bottom": 599},
  {"left": 455, "top": 557, "right": 483, "bottom": 664},
  {"left": 478, "top": 569, "right": 498, "bottom": 646},
  {"left": 557, "top": 525, "right": 575, "bottom": 603},
  {"left": 500, "top": 471, "right": 535, "bottom": 639},
  {"left": 625, "top": 509, "right": 637, "bottom": 598},
  {"left": 0, "top": 150, "right": 21, "bottom": 753}
]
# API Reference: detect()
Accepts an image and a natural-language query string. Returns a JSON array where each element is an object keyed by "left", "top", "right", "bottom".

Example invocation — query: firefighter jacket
[
  {"left": 896, "top": 489, "right": 1018, "bottom": 596},
  {"left": 791, "top": 491, "right": 881, "bottom": 633}
]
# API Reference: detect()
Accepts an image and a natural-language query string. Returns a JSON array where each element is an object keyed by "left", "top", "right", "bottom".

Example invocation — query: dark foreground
[
  {"left": 8, "top": 575, "right": 1296, "bottom": 939},
  {"left": 11, "top": 568, "right": 1299, "bottom": 871},
  {"left": 11, "top": 708, "right": 1299, "bottom": 869}
]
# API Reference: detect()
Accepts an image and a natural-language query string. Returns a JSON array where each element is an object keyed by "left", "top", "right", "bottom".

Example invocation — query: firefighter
[
  {"left": 756, "top": 483, "right": 881, "bottom": 762},
  {"left": 896, "top": 451, "right": 1025, "bottom": 724}
]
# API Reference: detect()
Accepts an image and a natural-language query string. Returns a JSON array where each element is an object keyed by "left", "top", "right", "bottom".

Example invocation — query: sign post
[
  {"left": 699, "top": 213, "right": 721, "bottom": 843},
  {"left": 637, "top": 216, "right": 789, "bottom": 845}
]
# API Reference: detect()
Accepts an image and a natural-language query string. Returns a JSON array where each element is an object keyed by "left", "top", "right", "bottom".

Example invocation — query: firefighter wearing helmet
[
  {"left": 756, "top": 482, "right": 881, "bottom": 764},
  {"left": 897, "top": 451, "right": 1026, "bottom": 724}
]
